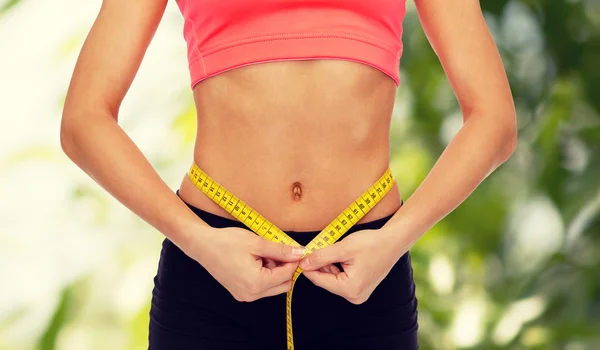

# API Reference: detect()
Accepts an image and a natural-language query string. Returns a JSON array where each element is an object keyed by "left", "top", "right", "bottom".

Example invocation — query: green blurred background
[{"left": 1, "top": 0, "right": 599, "bottom": 349}]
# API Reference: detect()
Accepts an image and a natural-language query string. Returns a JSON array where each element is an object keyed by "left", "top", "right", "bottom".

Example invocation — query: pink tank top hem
[{"left": 177, "top": 0, "right": 407, "bottom": 89}]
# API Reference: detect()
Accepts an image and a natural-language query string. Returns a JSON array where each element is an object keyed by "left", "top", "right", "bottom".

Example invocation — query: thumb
[
  {"left": 300, "top": 242, "right": 351, "bottom": 271},
  {"left": 254, "top": 239, "right": 305, "bottom": 262}
]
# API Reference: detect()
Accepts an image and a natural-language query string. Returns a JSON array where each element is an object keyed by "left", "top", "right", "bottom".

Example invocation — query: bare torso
[{"left": 178, "top": 59, "right": 403, "bottom": 231}]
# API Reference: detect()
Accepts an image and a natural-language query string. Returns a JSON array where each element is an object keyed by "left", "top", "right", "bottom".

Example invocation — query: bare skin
[
  {"left": 61, "top": 0, "right": 516, "bottom": 304},
  {"left": 178, "top": 58, "right": 401, "bottom": 231}
]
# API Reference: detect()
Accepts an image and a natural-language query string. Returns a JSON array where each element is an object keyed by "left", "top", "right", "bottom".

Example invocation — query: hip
[{"left": 149, "top": 200, "right": 418, "bottom": 349}]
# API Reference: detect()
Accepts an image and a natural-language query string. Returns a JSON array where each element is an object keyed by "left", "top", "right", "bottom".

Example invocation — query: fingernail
[
  {"left": 292, "top": 247, "right": 306, "bottom": 256},
  {"left": 300, "top": 257, "right": 309, "bottom": 268}
]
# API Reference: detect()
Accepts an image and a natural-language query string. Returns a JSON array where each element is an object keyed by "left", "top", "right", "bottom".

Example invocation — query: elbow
[
  {"left": 60, "top": 109, "right": 83, "bottom": 163},
  {"left": 497, "top": 112, "right": 518, "bottom": 164},
  {"left": 60, "top": 105, "right": 117, "bottom": 165},
  {"left": 60, "top": 113, "right": 75, "bottom": 160}
]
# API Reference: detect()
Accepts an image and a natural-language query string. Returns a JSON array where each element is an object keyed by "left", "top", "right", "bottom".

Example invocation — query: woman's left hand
[{"left": 299, "top": 227, "right": 407, "bottom": 305}]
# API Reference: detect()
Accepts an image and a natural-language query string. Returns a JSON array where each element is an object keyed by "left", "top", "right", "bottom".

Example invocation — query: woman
[{"left": 60, "top": 0, "right": 517, "bottom": 349}]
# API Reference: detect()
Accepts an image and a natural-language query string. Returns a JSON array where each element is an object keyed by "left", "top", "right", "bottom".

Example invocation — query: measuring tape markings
[{"left": 188, "top": 163, "right": 394, "bottom": 349}]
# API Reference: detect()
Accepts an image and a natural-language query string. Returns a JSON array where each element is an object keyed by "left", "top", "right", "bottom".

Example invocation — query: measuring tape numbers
[{"left": 187, "top": 162, "right": 395, "bottom": 349}]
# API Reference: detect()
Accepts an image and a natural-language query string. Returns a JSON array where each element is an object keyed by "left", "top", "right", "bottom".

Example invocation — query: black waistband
[{"left": 176, "top": 190, "right": 402, "bottom": 235}]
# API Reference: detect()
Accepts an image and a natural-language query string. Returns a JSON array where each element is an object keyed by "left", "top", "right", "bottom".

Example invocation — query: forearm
[
  {"left": 383, "top": 109, "right": 517, "bottom": 249},
  {"left": 60, "top": 110, "right": 209, "bottom": 251}
]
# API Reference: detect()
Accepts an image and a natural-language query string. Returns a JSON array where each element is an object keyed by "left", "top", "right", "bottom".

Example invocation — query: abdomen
[{"left": 178, "top": 59, "right": 402, "bottom": 231}]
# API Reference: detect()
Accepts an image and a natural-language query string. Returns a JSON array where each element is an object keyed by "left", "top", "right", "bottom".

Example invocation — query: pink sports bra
[{"left": 176, "top": 0, "right": 407, "bottom": 89}]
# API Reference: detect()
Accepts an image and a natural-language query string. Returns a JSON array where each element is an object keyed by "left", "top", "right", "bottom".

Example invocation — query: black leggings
[{"left": 149, "top": 199, "right": 419, "bottom": 350}]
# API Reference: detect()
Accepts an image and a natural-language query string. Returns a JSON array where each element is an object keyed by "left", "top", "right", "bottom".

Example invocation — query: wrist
[
  {"left": 168, "top": 215, "right": 215, "bottom": 256},
  {"left": 381, "top": 215, "right": 421, "bottom": 256}
]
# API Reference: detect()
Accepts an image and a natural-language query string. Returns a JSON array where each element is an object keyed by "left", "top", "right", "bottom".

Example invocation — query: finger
[
  {"left": 257, "top": 280, "right": 293, "bottom": 299},
  {"left": 302, "top": 270, "right": 349, "bottom": 296},
  {"left": 299, "top": 242, "right": 352, "bottom": 271},
  {"left": 331, "top": 264, "right": 341, "bottom": 274},
  {"left": 319, "top": 264, "right": 341, "bottom": 274},
  {"left": 253, "top": 239, "right": 305, "bottom": 262},
  {"left": 319, "top": 264, "right": 331, "bottom": 273},
  {"left": 319, "top": 265, "right": 331, "bottom": 273},
  {"left": 260, "top": 261, "right": 300, "bottom": 289},
  {"left": 263, "top": 258, "right": 277, "bottom": 269}
]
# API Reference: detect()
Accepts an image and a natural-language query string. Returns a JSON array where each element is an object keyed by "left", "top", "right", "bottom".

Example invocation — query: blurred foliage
[
  {"left": 0, "top": 0, "right": 19, "bottom": 15},
  {"left": 397, "top": 1, "right": 600, "bottom": 348},
  {"left": 39, "top": 287, "right": 75, "bottom": 350},
  {"left": 1, "top": 0, "right": 599, "bottom": 349}
]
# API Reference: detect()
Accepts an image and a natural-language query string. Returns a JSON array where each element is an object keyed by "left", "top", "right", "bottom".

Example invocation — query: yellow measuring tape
[{"left": 188, "top": 162, "right": 395, "bottom": 349}]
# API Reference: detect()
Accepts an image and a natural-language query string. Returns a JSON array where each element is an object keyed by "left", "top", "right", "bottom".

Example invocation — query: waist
[{"left": 178, "top": 149, "right": 402, "bottom": 231}]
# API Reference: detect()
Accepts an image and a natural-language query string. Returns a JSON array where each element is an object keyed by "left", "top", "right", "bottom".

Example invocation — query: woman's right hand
[{"left": 181, "top": 225, "right": 305, "bottom": 302}]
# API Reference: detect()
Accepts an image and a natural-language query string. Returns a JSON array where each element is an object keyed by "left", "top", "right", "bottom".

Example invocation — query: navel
[{"left": 291, "top": 182, "right": 303, "bottom": 201}]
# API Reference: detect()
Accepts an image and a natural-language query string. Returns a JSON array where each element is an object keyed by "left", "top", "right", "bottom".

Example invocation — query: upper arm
[
  {"left": 414, "top": 0, "right": 515, "bottom": 121},
  {"left": 63, "top": 0, "right": 168, "bottom": 121}
]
